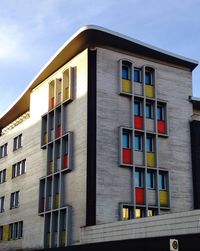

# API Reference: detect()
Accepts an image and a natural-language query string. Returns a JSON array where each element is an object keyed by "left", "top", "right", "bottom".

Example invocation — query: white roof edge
[{"left": 84, "top": 25, "right": 198, "bottom": 65}]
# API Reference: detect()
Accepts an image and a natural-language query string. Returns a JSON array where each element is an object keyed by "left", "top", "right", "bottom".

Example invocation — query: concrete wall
[
  {"left": 80, "top": 209, "right": 200, "bottom": 244},
  {"left": 96, "top": 47, "right": 193, "bottom": 224},
  {"left": 0, "top": 49, "right": 88, "bottom": 250}
]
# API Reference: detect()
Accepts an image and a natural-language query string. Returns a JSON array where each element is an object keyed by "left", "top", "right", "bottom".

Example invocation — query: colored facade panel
[
  {"left": 57, "top": 126, "right": 61, "bottom": 138},
  {"left": 158, "top": 120, "right": 166, "bottom": 134},
  {"left": 63, "top": 154, "right": 68, "bottom": 169},
  {"left": 3, "top": 225, "right": 9, "bottom": 241},
  {"left": 145, "top": 85, "right": 154, "bottom": 98},
  {"left": 147, "top": 152, "right": 155, "bottom": 167},
  {"left": 160, "top": 190, "right": 169, "bottom": 207},
  {"left": 51, "top": 97, "right": 55, "bottom": 109},
  {"left": 136, "top": 188, "right": 145, "bottom": 205},
  {"left": 122, "top": 79, "right": 132, "bottom": 94},
  {"left": 49, "top": 161, "right": 53, "bottom": 174},
  {"left": 41, "top": 197, "right": 45, "bottom": 212},
  {"left": 6, "top": 166, "right": 12, "bottom": 181},
  {"left": 61, "top": 230, "right": 66, "bottom": 246},
  {"left": 134, "top": 116, "right": 143, "bottom": 129},
  {"left": 122, "top": 148, "right": 132, "bottom": 164},
  {"left": 55, "top": 193, "right": 59, "bottom": 208}
]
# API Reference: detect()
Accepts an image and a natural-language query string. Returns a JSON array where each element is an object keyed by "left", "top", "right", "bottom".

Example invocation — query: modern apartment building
[{"left": 0, "top": 25, "right": 199, "bottom": 251}]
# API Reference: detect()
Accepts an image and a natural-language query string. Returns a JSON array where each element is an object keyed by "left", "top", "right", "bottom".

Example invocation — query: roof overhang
[
  {"left": 0, "top": 25, "right": 198, "bottom": 131},
  {"left": 189, "top": 96, "right": 200, "bottom": 110}
]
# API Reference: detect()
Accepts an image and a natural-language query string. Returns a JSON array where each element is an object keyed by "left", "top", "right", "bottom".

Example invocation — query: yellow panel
[
  {"left": 6, "top": 166, "right": 12, "bottom": 181},
  {"left": 61, "top": 230, "right": 66, "bottom": 246},
  {"left": 160, "top": 190, "right": 169, "bottom": 207},
  {"left": 47, "top": 232, "right": 50, "bottom": 247},
  {"left": 147, "top": 152, "right": 155, "bottom": 167},
  {"left": 145, "top": 85, "right": 154, "bottom": 98},
  {"left": 55, "top": 193, "right": 59, "bottom": 208},
  {"left": 122, "top": 208, "right": 129, "bottom": 220},
  {"left": 122, "top": 79, "right": 132, "bottom": 93},
  {"left": 3, "top": 225, "right": 9, "bottom": 241},
  {"left": 64, "top": 87, "right": 69, "bottom": 100}
]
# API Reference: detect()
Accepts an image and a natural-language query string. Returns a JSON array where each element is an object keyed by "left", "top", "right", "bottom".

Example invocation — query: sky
[{"left": 0, "top": 0, "right": 200, "bottom": 116}]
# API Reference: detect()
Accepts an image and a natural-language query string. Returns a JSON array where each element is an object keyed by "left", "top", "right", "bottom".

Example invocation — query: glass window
[
  {"left": 122, "top": 65, "right": 130, "bottom": 80},
  {"left": 135, "top": 170, "right": 143, "bottom": 187},
  {"left": 148, "top": 209, "right": 157, "bottom": 217},
  {"left": 136, "top": 208, "right": 145, "bottom": 218},
  {"left": 0, "top": 196, "right": 5, "bottom": 213},
  {"left": 146, "top": 136, "right": 154, "bottom": 152},
  {"left": 122, "top": 206, "right": 133, "bottom": 220},
  {"left": 123, "top": 132, "right": 130, "bottom": 148},
  {"left": 134, "top": 68, "right": 141, "bottom": 82},
  {"left": 146, "top": 103, "right": 153, "bottom": 119},
  {"left": 145, "top": 71, "right": 153, "bottom": 85},
  {"left": 134, "top": 135, "right": 142, "bottom": 151},
  {"left": 159, "top": 173, "right": 167, "bottom": 190},
  {"left": 147, "top": 171, "right": 155, "bottom": 189},
  {"left": 157, "top": 106, "right": 164, "bottom": 120},
  {"left": 134, "top": 101, "right": 140, "bottom": 116}
]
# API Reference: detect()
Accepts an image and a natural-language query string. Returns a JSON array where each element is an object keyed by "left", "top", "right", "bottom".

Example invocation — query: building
[{"left": 0, "top": 25, "right": 199, "bottom": 251}]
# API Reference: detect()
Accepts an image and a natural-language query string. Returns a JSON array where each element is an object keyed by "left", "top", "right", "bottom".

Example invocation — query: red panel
[
  {"left": 41, "top": 197, "right": 45, "bottom": 211},
  {"left": 51, "top": 97, "right": 55, "bottom": 109},
  {"left": 136, "top": 188, "right": 144, "bottom": 205},
  {"left": 158, "top": 120, "right": 166, "bottom": 134},
  {"left": 63, "top": 154, "right": 68, "bottom": 169},
  {"left": 57, "top": 126, "right": 61, "bottom": 137},
  {"left": 134, "top": 116, "right": 143, "bottom": 129},
  {"left": 122, "top": 148, "right": 132, "bottom": 164}
]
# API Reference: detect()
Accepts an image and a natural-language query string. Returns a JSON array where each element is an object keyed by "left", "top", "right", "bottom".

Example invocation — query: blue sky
[{"left": 0, "top": 0, "right": 200, "bottom": 115}]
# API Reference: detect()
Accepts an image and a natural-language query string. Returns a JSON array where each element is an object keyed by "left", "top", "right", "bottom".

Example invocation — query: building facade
[{"left": 0, "top": 25, "right": 199, "bottom": 250}]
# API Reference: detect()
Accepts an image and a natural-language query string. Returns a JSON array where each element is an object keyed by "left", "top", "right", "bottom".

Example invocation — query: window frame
[
  {"left": 0, "top": 196, "right": 5, "bottom": 213},
  {"left": 134, "top": 134, "right": 142, "bottom": 151},
  {"left": 159, "top": 172, "right": 167, "bottom": 190},
  {"left": 122, "top": 64, "right": 131, "bottom": 80},
  {"left": 146, "top": 136, "right": 154, "bottom": 152},
  {"left": 134, "top": 68, "right": 142, "bottom": 83},
  {"left": 13, "top": 134, "right": 22, "bottom": 151},
  {"left": 145, "top": 70, "right": 153, "bottom": 85},
  {"left": 157, "top": 105, "right": 165, "bottom": 121},
  {"left": 0, "top": 143, "right": 8, "bottom": 159},
  {"left": 12, "top": 160, "right": 26, "bottom": 179},
  {"left": 135, "top": 170, "right": 144, "bottom": 188},
  {"left": 9, "top": 221, "right": 23, "bottom": 240},
  {"left": 10, "top": 191, "right": 19, "bottom": 209},
  {"left": 146, "top": 103, "right": 154, "bottom": 119},
  {"left": 147, "top": 171, "right": 155, "bottom": 189},
  {"left": 134, "top": 101, "right": 141, "bottom": 116},
  {"left": 122, "top": 131, "right": 131, "bottom": 149},
  {"left": 0, "top": 169, "right": 6, "bottom": 184}
]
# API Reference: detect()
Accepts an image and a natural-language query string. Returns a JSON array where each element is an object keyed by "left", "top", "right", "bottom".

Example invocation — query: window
[
  {"left": 122, "top": 132, "right": 131, "bottom": 149},
  {"left": 10, "top": 191, "right": 19, "bottom": 209},
  {"left": 146, "top": 103, "right": 153, "bottom": 119},
  {"left": 147, "top": 171, "right": 155, "bottom": 189},
  {"left": 157, "top": 105, "right": 165, "bottom": 120},
  {"left": 0, "top": 169, "right": 6, "bottom": 184},
  {"left": 0, "top": 143, "right": 7, "bottom": 158},
  {"left": 0, "top": 226, "right": 3, "bottom": 240},
  {"left": 122, "top": 64, "right": 131, "bottom": 80},
  {"left": 135, "top": 170, "right": 143, "bottom": 187},
  {"left": 13, "top": 134, "right": 22, "bottom": 151},
  {"left": 12, "top": 160, "right": 26, "bottom": 178},
  {"left": 145, "top": 70, "right": 153, "bottom": 85},
  {"left": 159, "top": 173, "right": 167, "bottom": 190},
  {"left": 0, "top": 197, "right": 5, "bottom": 213},
  {"left": 134, "top": 101, "right": 141, "bottom": 116},
  {"left": 148, "top": 209, "right": 157, "bottom": 217},
  {"left": 134, "top": 68, "right": 142, "bottom": 82},
  {"left": 146, "top": 136, "right": 154, "bottom": 152},
  {"left": 9, "top": 221, "right": 23, "bottom": 240},
  {"left": 135, "top": 208, "right": 145, "bottom": 218},
  {"left": 122, "top": 205, "right": 134, "bottom": 220},
  {"left": 134, "top": 134, "right": 142, "bottom": 151}
]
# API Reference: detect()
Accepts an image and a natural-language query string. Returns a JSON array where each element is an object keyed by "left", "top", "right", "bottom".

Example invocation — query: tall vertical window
[
  {"left": 0, "top": 226, "right": 3, "bottom": 240},
  {"left": 10, "top": 191, "right": 19, "bottom": 209},
  {"left": 134, "top": 68, "right": 142, "bottom": 82},
  {"left": 146, "top": 136, "right": 154, "bottom": 152},
  {"left": 0, "top": 196, "right": 5, "bottom": 213},
  {"left": 135, "top": 170, "right": 143, "bottom": 187},
  {"left": 159, "top": 173, "right": 167, "bottom": 190},
  {"left": 0, "top": 169, "right": 6, "bottom": 184},
  {"left": 134, "top": 134, "right": 142, "bottom": 151},
  {"left": 122, "top": 64, "right": 131, "bottom": 80},
  {"left": 145, "top": 70, "right": 153, "bottom": 85},
  {"left": 146, "top": 103, "right": 153, "bottom": 119},
  {"left": 135, "top": 208, "right": 145, "bottom": 218},
  {"left": 13, "top": 134, "right": 22, "bottom": 151},
  {"left": 9, "top": 221, "right": 23, "bottom": 240},
  {"left": 122, "top": 132, "right": 131, "bottom": 149},
  {"left": 157, "top": 105, "right": 165, "bottom": 120},
  {"left": 12, "top": 160, "right": 26, "bottom": 178},
  {"left": 0, "top": 143, "right": 8, "bottom": 158},
  {"left": 147, "top": 171, "right": 155, "bottom": 189},
  {"left": 134, "top": 101, "right": 141, "bottom": 116}
]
